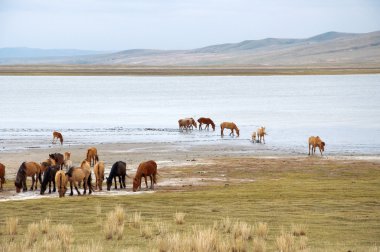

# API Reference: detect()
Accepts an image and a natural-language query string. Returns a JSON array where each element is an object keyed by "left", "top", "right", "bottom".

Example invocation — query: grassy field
[{"left": 0, "top": 157, "right": 379, "bottom": 251}]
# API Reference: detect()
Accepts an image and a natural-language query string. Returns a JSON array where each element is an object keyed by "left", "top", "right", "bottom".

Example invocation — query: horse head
[
  {"left": 321, "top": 141, "right": 325, "bottom": 151},
  {"left": 106, "top": 177, "right": 112, "bottom": 191},
  {"left": 236, "top": 127, "right": 240, "bottom": 137}
]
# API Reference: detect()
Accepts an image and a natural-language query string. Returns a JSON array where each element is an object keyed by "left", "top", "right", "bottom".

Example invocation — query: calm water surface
[{"left": 0, "top": 75, "right": 379, "bottom": 155}]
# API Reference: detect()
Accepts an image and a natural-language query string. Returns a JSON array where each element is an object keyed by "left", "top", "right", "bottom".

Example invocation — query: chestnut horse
[
  {"left": 49, "top": 153, "right": 64, "bottom": 170},
  {"left": 133, "top": 160, "right": 157, "bottom": 192},
  {"left": 55, "top": 170, "right": 68, "bottom": 198},
  {"left": 106, "top": 161, "right": 128, "bottom": 191},
  {"left": 0, "top": 163, "right": 5, "bottom": 191},
  {"left": 197, "top": 117, "right": 215, "bottom": 131},
  {"left": 86, "top": 147, "right": 99, "bottom": 167},
  {"left": 14, "top": 162, "right": 42, "bottom": 193},
  {"left": 94, "top": 161, "right": 105, "bottom": 191},
  {"left": 220, "top": 122, "right": 240, "bottom": 137},
  {"left": 257, "top": 127, "right": 267, "bottom": 144},
  {"left": 65, "top": 160, "right": 92, "bottom": 195},
  {"left": 308, "top": 136, "right": 326, "bottom": 156},
  {"left": 52, "top": 131, "right": 63, "bottom": 145}
]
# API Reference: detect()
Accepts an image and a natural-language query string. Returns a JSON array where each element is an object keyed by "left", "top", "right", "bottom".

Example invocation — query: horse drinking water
[
  {"left": 220, "top": 122, "right": 240, "bottom": 137},
  {"left": 106, "top": 161, "right": 128, "bottom": 191}
]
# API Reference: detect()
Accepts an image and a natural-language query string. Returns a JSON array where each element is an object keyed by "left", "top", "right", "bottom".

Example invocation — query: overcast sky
[{"left": 0, "top": 0, "right": 379, "bottom": 50}]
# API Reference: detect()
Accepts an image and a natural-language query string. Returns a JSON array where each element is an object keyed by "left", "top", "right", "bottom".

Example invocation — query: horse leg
[
  {"left": 308, "top": 144, "right": 311, "bottom": 155},
  {"left": 263, "top": 136, "right": 265, "bottom": 144},
  {"left": 70, "top": 182, "right": 74, "bottom": 196},
  {"left": 144, "top": 175, "right": 148, "bottom": 189},
  {"left": 95, "top": 177, "right": 98, "bottom": 191},
  {"left": 23, "top": 179, "right": 28, "bottom": 192},
  {"left": 48, "top": 181, "right": 51, "bottom": 193},
  {"left": 221, "top": 127, "right": 224, "bottom": 136},
  {"left": 114, "top": 177, "right": 117, "bottom": 189},
  {"left": 53, "top": 179, "right": 56, "bottom": 193},
  {"left": 230, "top": 129, "right": 234, "bottom": 136},
  {"left": 149, "top": 175, "right": 154, "bottom": 190},
  {"left": 30, "top": 175, "right": 35, "bottom": 191},
  {"left": 320, "top": 147, "right": 323, "bottom": 156},
  {"left": 118, "top": 176, "right": 122, "bottom": 188},
  {"left": 74, "top": 182, "right": 81, "bottom": 195}
]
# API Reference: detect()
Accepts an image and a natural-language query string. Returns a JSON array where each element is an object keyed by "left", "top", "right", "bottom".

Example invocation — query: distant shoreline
[{"left": 1, "top": 65, "right": 380, "bottom": 76}]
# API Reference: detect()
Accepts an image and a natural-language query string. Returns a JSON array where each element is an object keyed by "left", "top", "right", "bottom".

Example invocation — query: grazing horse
[
  {"left": 308, "top": 136, "right": 326, "bottom": 156},
  {"left": 257, "top": 127, "right": 267, "bottom": 144},
  {"left": 40, "top": 165, "right": 60, "bottom": 195},
  {"left": 94, "top": 161, "right": 105, "bottom": 191},
  {"left": 41, "top": 158, "right": 56, "bottom": 174},
  {"left": 52, "top": 131, "right": 63, "bottom": 145},
  {"left": 49, "top": 153, "right": 64, "bottom": 170},
  {"left": 86, "top": 147, "right": 98, "bottom": 167},
  {"left": 178, "top": 118, "right": 197, "bottom": 131},
  {"left": 197, "top": 117, "right": 215, "bottom": 131},
  {"left": 106, "top": 161, "right": 128, "bottom": 191},
  {"left": 133, "top": 160, "right": 157, "bottom": 192},
  {"left": 220, "top": 122, "right": 240, "bottom": 137},
  {"left": 14, "top": 162, "right": 42, "bottom": 193},
  {"left": 0, "top": 163, "right": 5, "bottom": 191},
  {"left": 55, "top": 170, "right": 68, "bottom": 198},
  {"left": 66, "top": 160, "right": 92, "bottom": 196}
]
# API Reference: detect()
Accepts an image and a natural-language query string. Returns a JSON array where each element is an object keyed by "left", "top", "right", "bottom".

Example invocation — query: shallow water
[{"left": 0, "top": 75, "right": 379, "bottom": 155}]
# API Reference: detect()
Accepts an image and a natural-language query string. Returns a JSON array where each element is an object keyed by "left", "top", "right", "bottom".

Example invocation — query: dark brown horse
[
  {"left": 197, "top": 117, "right": 215, "bottom": 131},
  {"left": 106, "top": 161, "right": 128, "bottom": 191},
  {"left": 49, "top": 153, "right": 64, "bottom": 170},
  {"left": 52, "top": 131, "right": 63, "bottom": 145},
  {"left": 133, "top": 160, "right": 157, "bottom": 192},
  {"left": 14, "top": 162, "right": 42, "bottom": 193},
  {"left": 40, "top": 165, "right": 60, "bottom": 195},
  {"left": 0, "top": 163, "right": 5, "bottom": 191}
]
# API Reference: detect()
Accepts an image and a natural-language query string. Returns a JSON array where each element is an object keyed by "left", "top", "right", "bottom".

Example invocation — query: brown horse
[
  {"left": 86, "top": 147, "right": 99, "bottom": 167},
  {"left": 0, "top": 163, "right": 5, "bottom": 191},
  {"left": 52, "top": 131, "right": 63, "bottom": 145},
  {"left": 257, "top": 127, "right": 267, "bottom": 144},
  {"left": 14, "top": 162, "right": 42, "bottom": 193},
  {"left": 178, "top": 118, "right": 197, "bottom": 130},
  {"left": 41, "top": 158, "right": 56, "bottom": 174},
  {"left": 65, "top": 160, "right": 92, "bottom": 196},
  {"left": 308, "top": 136, "right": 325, "bottom": 156},
  {"left": 220, "top": 122, "right": 240, "bottom": 137},
  {"left": 197, "top": 117, "right": 215, "bottom": 131},
  {"left": 94, "top": 161, "right": 105, "bottom": 191},
  {"left": 55, "top": 170, "right": 68, "bottom": 198},
  {"left": 49, "top": 153, "right": 64, "bottom": 170},
  {"left": 133, "top": 160, "right": 157, "bottom": 192},
  {"left": 63, "top": 152, "right": 72, "bottom": 171}
]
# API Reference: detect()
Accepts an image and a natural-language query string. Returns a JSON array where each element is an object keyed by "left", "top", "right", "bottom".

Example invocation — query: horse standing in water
[
  {"left": 220, "top": 122, "right": 240, "bottom": 137},
  {"left": 197, "top": 117, "right": 215, "bottom": 131},
  {"left": 133, "top": 160, "right": 157, "bottom": 192},
  {"left": 257, "top": 127, "right": 267, "bottom": 144},
  {"left": 106, "top": 161, "right": 128, "bottom": 191},
  {"left": 52, "top": 131, "right": 63, "bottom": 145},
  {"left": 178, "top": 118, "right": 197, "bottom": 131},
  {"left": 14, "top": 162, "right": 42, "bottom": 193},
  {"left": 308, "top": 136, "right": 326, "bottom": 156}
]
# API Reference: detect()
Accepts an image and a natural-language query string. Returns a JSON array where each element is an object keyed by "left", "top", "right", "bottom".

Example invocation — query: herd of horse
[{"left": 0, "top": 147, "right": 158, "bottom": 197}]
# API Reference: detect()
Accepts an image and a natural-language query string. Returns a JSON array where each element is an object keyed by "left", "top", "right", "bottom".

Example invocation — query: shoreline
[{"left": 1, "top": 65, "right": 380, "bottom": 76}]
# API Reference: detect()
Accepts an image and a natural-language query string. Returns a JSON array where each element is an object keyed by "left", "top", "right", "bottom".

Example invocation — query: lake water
[{"left": 0, "top": 75, "right": 379, "bottom": 155}]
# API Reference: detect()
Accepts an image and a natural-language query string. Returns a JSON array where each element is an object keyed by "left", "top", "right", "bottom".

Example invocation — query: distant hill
[{"left": 1, "top": 31, "right": 379, "bottom": 66}]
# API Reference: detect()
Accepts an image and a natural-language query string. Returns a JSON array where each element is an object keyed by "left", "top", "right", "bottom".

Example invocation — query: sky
[{"left": 0, "top": 0, "right": 379, "bottom": 51}]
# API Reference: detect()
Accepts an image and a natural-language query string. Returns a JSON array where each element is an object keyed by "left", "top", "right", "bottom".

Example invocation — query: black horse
[
  {"left": 106, "top": 161, "right": 128, "bottom": 191},
  {"left": 40, "top": 165, "right": 60, "bottom": 195},
  {"left": 49, "top": 153, "right": 64, "bottom": 169}
]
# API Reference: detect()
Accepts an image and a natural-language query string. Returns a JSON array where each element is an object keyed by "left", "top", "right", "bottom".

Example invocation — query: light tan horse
[
  {"left": 133, "top": 160, "right": 157, "bottom": 192},
  {"left": 94, "top": 161, "right": 105, "bottom": 191},
  {"left": 220, "top": 122, "right": 240, "bottom": 137},
  {"left": 308, "top": 136, "right": 325, "bottom": 156},
  {"left": 178, "top": 118, "right": 197, "bottom": 130},
  {"left": 66, "top": 160, "right": 92, "bottom": 195},
  {"left": 251, "top": 132, "right": 257, "bottom": 142},
  {"left": 55, "top": 170, "right": 68, "bottom": 197},
  {"left": 86, "top": 147, "right": 98, "bottom": 167},
  {"left": 14, "top": 162, "right": 42, "bottom": 193},
  {"left": 0, "top": 163, "right": 5, "bottom": 191},
  {"left": 63, "top": 152, "right": 72, "bottom": 171},
  {"left": 257, "top": 127, "right": 267, "bottom": 144},
  {"left": 52, "top": 131, "right": 63, "bottom": 145}
]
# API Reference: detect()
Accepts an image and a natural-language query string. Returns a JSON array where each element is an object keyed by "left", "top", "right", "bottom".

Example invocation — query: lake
[{"left": 0, "top": 75, "right": 379, "bottom": 155}]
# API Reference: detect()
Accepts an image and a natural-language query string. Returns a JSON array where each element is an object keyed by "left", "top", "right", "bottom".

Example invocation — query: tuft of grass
[
  {"left": 252, "top": 237, "right": 266, "bottom": 252},
  {"left": 129, "top": 211, "right": 142, "bottom": 228},
  {"left": 76, "top": 240, "right": 103, "bottom": 252},
  {"left": 39, "top": 218, "right": 51, "bottom": 234},
  {"left": 153, "top": 219, "right": 169, "bottom": 236},
  {"left": 254, "top": 222, "right": 269, "bottom": 240},
  {"left": 56, "top": 224, "right": 74, "bottom": 252},
  {"left": 140, "top": 225, "right": 153, "bottom": 239},
  {"left": 291, "top": 223, "right": 307, "bottom": 237},
  {"left": 104, "top": 206, "right": 125, "bottom": 240},
  {"left": 5, "top": 217, "right": 19, "bottom": 235},
  {"left": 230, "top": 237, "right": 247, "bottom": 252},
  {"left": 174, "top": 211, "right": 186, "bottom": 225},
  {"left": 25, "top": 223, "right": 39, "bottom": 247},
  {"left": 232, "top": 221, "right": 253, "bottom": 241},
  {"left": 276, "top": 232, "right": 295, "bottom": 252},
  {"left": 218, "top": 216, "right": 233, "bottom": 233},
  {"left": 298, "top": 236, "right": 308, "bottom": 250}
]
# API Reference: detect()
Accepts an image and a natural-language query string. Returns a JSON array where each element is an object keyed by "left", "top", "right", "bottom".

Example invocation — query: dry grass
[
  {"left": 140, "top": 225, "right": 153, "bottom": 239},
  {"left": 298, "top": 236, "right": 308, "bottom": 250},
  {"left": 55, "top": 224, "right": 74, "bottom": 251},
  {"left": 76, "top": 240, "right": 103, "bottom": 252},
  {"left": 254, "top": 222, "right": 268, "bottom": 240},
  {"left": 217, "top": 217, "right": 233, "bottom": 233},
  {"left": 291, "top": 223, "right": 307, "bottom": 237},
  {"left": 39, "top": 218, "right": 51, "bottom": 234},
  {"left": 104, "top": 206, "right": 125, "bottom": 240},
  {"left": 232, "top": 221, "right": 253, "bottom": 241},
  {"left": 276, "top": 232, "right": 295, "bottom": 252},
  {"left": 153, "top": 219, "right": 169, "bottom": 236},
  {"left": 4, "top": 217, "right": 19, "bottom": 235},
  {"left": 25, "top": 223, "right": 39, "bottom": 247},
  {"left": 174, "top": 211, "right": 186, "bottom": 225},
  {"left": 129, "top": 211, "right": 142, "bottom": 228},
  {"left": 252, "top": 237, "right": 266, "bottom": 252}
]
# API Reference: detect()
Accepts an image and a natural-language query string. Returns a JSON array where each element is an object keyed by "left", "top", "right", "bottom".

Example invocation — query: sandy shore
[{"left": 1, "top": 141, "right": 379, "bottom": 201}]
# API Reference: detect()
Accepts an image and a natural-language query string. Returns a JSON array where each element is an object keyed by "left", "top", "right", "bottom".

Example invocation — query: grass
[{"left": 0, "top": 158, "right": 379, "bottom": 251}]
